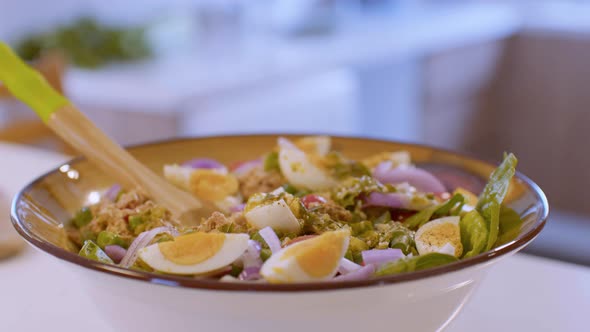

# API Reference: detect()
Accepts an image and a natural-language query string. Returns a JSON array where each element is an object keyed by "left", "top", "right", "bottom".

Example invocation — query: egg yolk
[
  {"left": 420, "top": 223, "right": 463, "bottom": 257},
  {"left": 282, "top": 231, "right": 347, "bottom": 278},
  {"left": 159, "top": 232, "right": 225, "bottom": 265},
  {"left": 189, "top": 169, "right": 238, "bottom": 201}
]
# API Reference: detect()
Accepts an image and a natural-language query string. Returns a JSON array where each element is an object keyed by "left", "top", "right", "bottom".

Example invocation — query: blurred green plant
[{"left": 15, "top": 17, "right": 151, "bottom": 69}]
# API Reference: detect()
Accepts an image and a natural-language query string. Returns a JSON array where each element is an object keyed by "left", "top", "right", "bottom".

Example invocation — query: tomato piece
[
  {"left": 228, "top": 161, "right": 247, "bottom": 172},
  {"left": 301, "top": 194, "right": 327, "bottom": 208}
]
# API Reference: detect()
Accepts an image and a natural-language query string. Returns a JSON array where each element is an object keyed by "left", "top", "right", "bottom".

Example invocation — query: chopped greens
[
  {"left": 331, "top": 175, "right": 390, "bottom": 207},
  {"left": 72, "top": 207, "right": 93, "bottom": 228},
  {"left": 96, "top": 231, "right": 129, "bottom": 249},
  {"left": 79, "top": 240, "right": 114, "bottom": 264},
  {"left": 322, "top": 151, "right": 371, "bottom": 179},
  {"left": 264, "top": 152, "right": 280, "bottom": 172},
  {"left": 387, "top": 223, "right": 417, "bottom": 255}
]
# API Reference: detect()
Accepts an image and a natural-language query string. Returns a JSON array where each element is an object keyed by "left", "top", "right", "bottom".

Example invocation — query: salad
[{"left": 68, "top": 136, "right": 521, "bottom": 283}]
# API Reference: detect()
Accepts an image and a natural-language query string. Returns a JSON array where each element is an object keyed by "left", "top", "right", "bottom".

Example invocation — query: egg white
[
  {"left": 277, "top": 137, "right": 336, "bottom": 190},
  {"left": 138, "top": 233, "right": 249, "bottom": 275},
  {"left": 245, "top": 199, "right": 300, "bottom": 233},
  {"left": 163, "top": 164, "right": 193, "bottom": 190},
  {"left": 214, "top": 195, "right": 243, "bottom": 213}
]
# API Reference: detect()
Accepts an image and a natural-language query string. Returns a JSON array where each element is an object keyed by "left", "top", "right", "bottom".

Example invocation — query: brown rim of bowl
[{"left": 11, "top": 134, "right": 549, "bottom": 293}]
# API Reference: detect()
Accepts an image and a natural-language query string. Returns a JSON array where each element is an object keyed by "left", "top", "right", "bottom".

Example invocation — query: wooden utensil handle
[
  {"left": 48, "top": 105, "right": 203, "bottom": 211},
  {"left": 0, "top": 41, "right": 205, "bottom": 223}
]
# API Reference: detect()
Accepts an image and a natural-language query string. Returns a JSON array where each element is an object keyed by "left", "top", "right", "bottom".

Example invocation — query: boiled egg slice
[
  {"left": 163, "top": 165, "right": 239, "bottom": 201},
  {"left": 362, "top": 151, "right": 411, "bottom": 169},
  {"left": 453, "top": 187, "right": 479, "bottom": 213},
  {"left": 260, "top": 229, "right": 350, "bottom": 283},
  {"left": 415, "top": 216, "right": 463, "bottom": 257},
  {"left": 244, "top": 198, "right": 300, "bottom": 233},
  {"left": 138, "top": 232, "right": 249, "bottom": 275},
  {"left": 214, "top": 195, "right": 243, "bottom": 214},
  {"left": 163, "top": 164, "right": 193, "bottom": 189},
  {"left": 294, "top": 136, "right": 332, "bottom": 156},
  {"left": 278, "top": 137, "right": 337, "bottom": 190}
]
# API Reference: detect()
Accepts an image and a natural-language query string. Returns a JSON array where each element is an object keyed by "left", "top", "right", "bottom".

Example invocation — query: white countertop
[{"left": 1, "top": 143, "right": 588, "bottom": 332}]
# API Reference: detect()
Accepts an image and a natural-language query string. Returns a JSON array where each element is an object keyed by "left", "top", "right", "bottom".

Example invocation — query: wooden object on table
[{"left": 0, "top": 51, "right": 74, "bottom": 154}]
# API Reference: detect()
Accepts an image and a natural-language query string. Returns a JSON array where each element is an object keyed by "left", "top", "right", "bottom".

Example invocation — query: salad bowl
[{"left": 11, "top": 135, "right": 548, "bottom": 332}]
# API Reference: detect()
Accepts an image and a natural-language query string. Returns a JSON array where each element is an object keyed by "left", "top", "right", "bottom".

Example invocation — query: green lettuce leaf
[
  {"left": 388, "top": 225, "right": 417, "bottom": 255},
  {"left": 374, "top": 253, "right": 458, "bottom": 276},
  {"left": 459, "top": 210, "right": 488, "bottom": 258},
  {"left": 476, "top": 153, "right": 518, "bottom": 251},
  {"left": 404, "top": 193, "right": 465, "bottom": 230},
  {"left": 495, "top": 206, "right": 523, "bottom": 247}
]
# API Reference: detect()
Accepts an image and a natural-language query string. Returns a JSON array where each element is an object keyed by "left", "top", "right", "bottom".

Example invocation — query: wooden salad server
[{"left": 0, "top": 42, "right": 214, "bottom": 225}]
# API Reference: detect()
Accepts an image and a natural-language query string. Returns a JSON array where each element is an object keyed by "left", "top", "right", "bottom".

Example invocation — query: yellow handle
[{"left": 0, "top": 41, "right": 69, "bottom": 122}]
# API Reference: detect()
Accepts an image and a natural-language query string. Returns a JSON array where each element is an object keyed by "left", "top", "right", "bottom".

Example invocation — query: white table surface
[{"left": 1, "top": 143, "right": 588, "bottom": 332}]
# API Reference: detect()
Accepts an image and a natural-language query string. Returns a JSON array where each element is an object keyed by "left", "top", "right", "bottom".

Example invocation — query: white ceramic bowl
[{"left": 11, "top": 135, "right": 548, "bottom": 332}]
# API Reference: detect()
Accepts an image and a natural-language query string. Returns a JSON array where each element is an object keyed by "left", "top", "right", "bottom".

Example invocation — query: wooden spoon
[{"left": 0, "top": 42, "right": 214, "bottom": 225}]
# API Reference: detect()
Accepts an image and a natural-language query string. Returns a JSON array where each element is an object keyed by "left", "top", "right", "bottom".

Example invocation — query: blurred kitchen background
[{"left": 1, "top": 0, "right": 589, "bottom": 265}]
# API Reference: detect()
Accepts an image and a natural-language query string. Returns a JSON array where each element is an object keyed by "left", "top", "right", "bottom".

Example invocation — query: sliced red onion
[
  {"left": 373, "top": 160, "right": 393, "bottom": 177},
  {"left": 120, "top": 226, "right": 179, "bottom": 268},
  {"left": 374, "top": 163, "right": 446, "bottom": 194},
  {"left": 363, "top": 192, "right": 411, "bottom": 209},
  {"left": 334, "top": 264, "right": 376, "bottom": 281},
  {"left": 361, "top": 248, "right": 404, "bottom": 266},
  {"left": 104, "top": 245, "right": 127, "bottom": 264},
  {"left": 239, "top": 266, "right": 262, "bottom": 281},
  {"left": 238, "top": 240, "right": 263, "bottom": 281},
  {"left": 419, "top": 164, "right": 485, "bottom": 194},
  {"left": 232, "top": 159, "right": 262, "bottom": 177},
  {"left": 241, "top": 240, "right": 262, "bottom": 267},
  {"left": 104, "top": 184, "right": 121, "bottom": 201},
  {"left": 338, "top": 258, "right": 362, "bottom": 275},
  {"left": 230, "top": 203, "right": 246, "bottom": 213},
  {"left": 181, "top": 158, "right": 225, "bottom": 170},
  {"left": 258, "top": 226, "right": 281, "bottom": 254}
]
